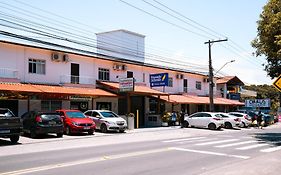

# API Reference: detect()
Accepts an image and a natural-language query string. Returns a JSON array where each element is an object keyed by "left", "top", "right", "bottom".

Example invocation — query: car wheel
[
  {"left": 10, "top": 135, "right": 19, "bottom": 144},
  {"left": 30, "top": 130, "right": 37, "bottom": 138},
  {"left": 119, "top": 129, "right": 125, "bottom": 133},
  {"left": 241, "top": 122, "right": 246, "bottom": 128},
  {"left": 57, "top": 133, "right": 63, "bottom": 138},
  {"left": 100, "top": 124, "right": 107, "bottom": 133},
  {"left": 65, "top": 126, "right": 72, "bottom": 135},
  {"left": 183, "top": 121, "right": 189, "bottom": 128},
  {"left": 208, "top": 123, "right": 216, "bottom": 130},
  {"left": 225, "top": 122, "right": 232, "bottom": 129},
  {"left": 88, "top": 130, "right": 94, "bottom": 135}
]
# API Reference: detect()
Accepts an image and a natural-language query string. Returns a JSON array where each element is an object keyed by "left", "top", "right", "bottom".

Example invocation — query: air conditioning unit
[
  {"left": 113, "top": 64, "right": 126, "bottom": 71},
  {"left": 62, "top": 54, "right": 69, "bottom": 62},
  {"left": 121, "top": 65, "right": 127, "bottom": 71},
  {"left": 51, "top": 53, "right": 60, "bottom": 62},
  {"left": 203, "top": 78, "right": 209, "bottom": 82},
  {"left": 176, "top": 74, "right": 183, "bottom": 79}
]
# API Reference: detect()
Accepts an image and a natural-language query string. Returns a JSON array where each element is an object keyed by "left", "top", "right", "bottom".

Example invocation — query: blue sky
[{"left": 1, "top": 0, "right": 272, "bottom": 85}]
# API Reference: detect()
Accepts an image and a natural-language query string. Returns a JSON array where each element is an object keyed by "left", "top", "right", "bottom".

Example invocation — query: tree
[{"left": 252, "top": 0, "right": 281, "bottom": 79}]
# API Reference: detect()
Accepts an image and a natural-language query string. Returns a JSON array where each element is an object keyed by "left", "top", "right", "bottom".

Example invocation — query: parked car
[
  {"left": 56, "top": 109, "right": 95, "bottom": 135},
  {"left": 84, "top": 110, "right": 127, "bottom": 133},
  {"left": 217, "top": 113, "right": 241, "bottom": 129},
  {"left": 228, "top": 112, "right": 251, "bottom": 128},
  {"left": 21, "top": 111, "right": 64, "bottom": 138},
  {"left": 183, "top": 112, "right": 224, "bottom": 130},
  {"left": 0, "top": 108, "right": 22, "bottom": 144}
]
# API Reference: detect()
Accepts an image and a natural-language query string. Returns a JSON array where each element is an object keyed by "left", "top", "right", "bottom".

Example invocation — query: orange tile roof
[
  {"left": 159, "top": 94, "right": 244, "bottom": 106},
  {"left": 0, "top": 82, "right": 41, "bottom": 93},
  {"left": 0, "top": 83, "right": 117, "bottom": 97},
  {"left": 98, "top": 81, "right": 168, "bottom": 95}
]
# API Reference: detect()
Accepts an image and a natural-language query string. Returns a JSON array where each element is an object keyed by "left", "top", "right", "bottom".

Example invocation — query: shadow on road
[
  {"left": 0, "top": 139, "right": 22, "bottom": 147},
  {"left": 253, "top": 133, "right": 281, "bottom": 146}
]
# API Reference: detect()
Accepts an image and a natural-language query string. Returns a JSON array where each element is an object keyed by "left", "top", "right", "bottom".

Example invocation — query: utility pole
[{"left": 204, "top": 39, "right": 228, "bottom": 112}]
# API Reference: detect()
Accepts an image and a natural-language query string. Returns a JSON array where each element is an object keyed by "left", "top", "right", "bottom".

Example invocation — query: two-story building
[{"left": 0, "top": 29, "right": 243, "bottom": 127}]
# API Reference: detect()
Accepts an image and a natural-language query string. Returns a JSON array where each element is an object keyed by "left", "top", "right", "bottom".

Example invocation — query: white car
[
  {"left": 84, "top": 110, "right": 127, "bottom": 133},
  {"left": 228, "top": 112, "right": 252, "bottom": 128},
  {"left": 218, "top": 113, "right": 241, "bottom": 129},
  {"left": 184, "top": 112, "right": 224, "bottom": 130}
]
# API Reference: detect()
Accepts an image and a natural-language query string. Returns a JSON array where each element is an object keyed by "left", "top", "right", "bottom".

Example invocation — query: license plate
[
  {"left": 84, "top": 127, "right": 90, "bottom": 130},
  {"left": 0, "top": 130, "right": 10, "bottom": 134},
  {"left": 49, "top": 121, "right": 56, "bottom": 125}
]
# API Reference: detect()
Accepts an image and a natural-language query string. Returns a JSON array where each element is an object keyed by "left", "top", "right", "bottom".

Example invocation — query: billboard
[
  {"left": 150, "top": 73, "right": 168, "bottom": 87},
  {"left": 245, "top": 99, "right": 271, "bottom": 108}
]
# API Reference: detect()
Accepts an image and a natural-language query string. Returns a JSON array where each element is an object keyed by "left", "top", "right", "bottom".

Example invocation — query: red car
[{"left": 56, "top": 109, "right": 95, "bottom": 135}]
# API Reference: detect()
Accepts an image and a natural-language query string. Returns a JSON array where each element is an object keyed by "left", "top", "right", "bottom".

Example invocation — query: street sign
[
  {"left": 150, "top": 73, "right": 168, "bottom": 87},
  {"left": 119, "top": 78, "right": 134, "bottom": 92},
  {"left": 245, "top": 99, "right": 271, "bottom": 108},
  {"left": 273, "top": 74, "right": 281, "bottom": 92}
]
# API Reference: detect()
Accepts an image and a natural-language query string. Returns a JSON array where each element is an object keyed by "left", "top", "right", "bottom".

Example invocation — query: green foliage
[
  {"left": 243, "top": 84, "right": 280, "bottom": 112},
  {"left": 252, "top": 0, "right": 281, "bottom": 78},
  {"left": 161, "top": 112, "right": 171, "bottom": 122}
]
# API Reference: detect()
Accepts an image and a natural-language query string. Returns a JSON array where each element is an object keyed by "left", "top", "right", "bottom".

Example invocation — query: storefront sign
[
  {"left": 245, "top": 99, "right": 271, "bottom": 108},
  {"left": 150, "top": 73, "right": 168, "bottom": 87},
  {"left": 119, "top": 78, "right": 134, "bottom": 92}
]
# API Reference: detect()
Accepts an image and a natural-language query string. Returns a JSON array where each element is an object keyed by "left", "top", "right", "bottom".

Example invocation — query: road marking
[
  {"left": 236, "top": 143, "right": 268, "bottom": 150},
  {"left": 260, "top": 146, "right": 281, "bottom": 153},
  {"left": 162, "top": 137, "right": 206, "bottom": 143},
  {"left": 0, "top": 148, "right": 170, "bottom": 175},
  {"left": 179, "top": 138, "right": 219, "bottom": 144},
  {"left": 215, "top": 140, "right": 258, "bottom": 148},
  {"left": 169, "top": 147, "right": 250, "bottom": 159},
  {"left": 195, "top": 139, "right": 239, "bottom": 146}
]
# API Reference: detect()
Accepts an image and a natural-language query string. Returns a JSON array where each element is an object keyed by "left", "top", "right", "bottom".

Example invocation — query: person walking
[
  {"left": 171, "top": 111, "right": 177, "bottom": 126},
  {"left": 257, "top": 111, "right": 263, "bottom": 129},
  {"left": 180, "top": 111, "right": 185, "bottom": 128}
]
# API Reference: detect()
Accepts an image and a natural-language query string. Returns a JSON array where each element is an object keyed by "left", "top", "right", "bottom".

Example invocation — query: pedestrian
[
  {"left": 171, "top": 111, "right": 177, "bottom": 126},
  {"left": 257, "top": 111, "right": 263, "bottom": 129},
  {"left": 180, "top": 111, "right": 185, "bottom": 128}
]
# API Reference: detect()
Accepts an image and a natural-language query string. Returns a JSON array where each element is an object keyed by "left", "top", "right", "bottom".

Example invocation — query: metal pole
[{"left": 204, "top": 39, "right": 228, "bottom": 112}]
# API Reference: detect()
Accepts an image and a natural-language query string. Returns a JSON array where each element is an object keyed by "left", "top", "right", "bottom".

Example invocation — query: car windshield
[
  {"left": 0, "top": 109, "right": 15, "bottom": 117},
  {"left": 66, "top": 111, "right": 86, "bottom": 118},
  {"left": 100, "top": 112, "right": 118, "bottom": 118},
  {"left": 219, "top": 114, "right": 229, "bottom": 118}
]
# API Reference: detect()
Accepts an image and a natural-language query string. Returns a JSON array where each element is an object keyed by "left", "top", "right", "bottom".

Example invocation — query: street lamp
[{"left": 214, "top": 60, "right": 235, "bottom": 76}]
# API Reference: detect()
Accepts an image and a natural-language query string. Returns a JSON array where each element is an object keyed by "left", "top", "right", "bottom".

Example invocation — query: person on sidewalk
[
  {"left": 257, "top": 111, "right": 263, "bottom": 129},
  {"left": 180, "top": 111, "right": 185, "bottom": 128},
  {"left": 171, "top": 111, "right": 177, "bottom": 126}
]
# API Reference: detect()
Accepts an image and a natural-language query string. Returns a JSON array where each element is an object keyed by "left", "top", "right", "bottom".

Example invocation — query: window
[
  {"left": 127, "top": 71, "right": 133, "bottom": 78},
  {"left": 28, "top": 59, "right": 45, "bottom": 74},
  {"left": 149, "top": 98, "right": 158, "bottom": 114},
  {"left": 96, "top": 102, "right": 112, "bottom": 110},
  {"left": 143, "top": 73, "right": 145, "bottom": 82},
  {"left": 98, "top": 68, "right": 110, "bottom": 81},
  {"left": 168, "top": 77, "right": 173, "bottom": 87},
  {"left": 196, "top": 81, "right": 202, "bottom": 90},
  {"left": 41, "top": 101, "right": 62, "bottom": 111},
  {"left": 183, "top": 79, "right": 188, "bottom": 93}
]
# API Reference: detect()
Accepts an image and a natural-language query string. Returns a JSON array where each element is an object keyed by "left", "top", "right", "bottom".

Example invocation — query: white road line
[
  {"left": 195, "top": 139, "right": 239, "bottom": 146},
  {"left": 236, "top": 143, "right": 269, "bottom": 150},
  {"left": 215, "top": 140, "right": 258, "bottom": 148},
  {"left": 169, "top": 147, "right": 250, "bottom": 159},
  {"left": 0, "top": 148, "right": 170, "bottom": 175},
  {"left": 162, "top": 137, "right": 206, "bottom": 143},
  {"left": 179, "top": 138, "right": 219, "bottom": 144},
  {"left": 260, "top": 146, "right": 281, "bottom": 153}
]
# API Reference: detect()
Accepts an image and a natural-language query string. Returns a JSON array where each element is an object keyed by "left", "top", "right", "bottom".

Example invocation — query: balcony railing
[
  {"left": 60, "top": 75, "right": 95, "bottom": 85},
  {"left": 0, "top": 68, "right": 19, "bottom": 79}
]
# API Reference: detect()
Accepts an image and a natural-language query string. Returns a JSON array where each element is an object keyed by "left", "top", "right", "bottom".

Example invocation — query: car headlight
[
  {"left": 72, "top": 122, "right": 79, "bottom": 126},
  {"left": 105, "top": 121, "right": 115, "bottom": 125}
]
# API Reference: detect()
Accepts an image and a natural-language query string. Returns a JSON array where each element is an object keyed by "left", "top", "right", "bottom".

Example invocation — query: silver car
[
  {"left": 84, "top": 110, "right": 127, "bottom": 133},
  {"left": 228, "top": 112, "right": 252, "bottom": 128}
]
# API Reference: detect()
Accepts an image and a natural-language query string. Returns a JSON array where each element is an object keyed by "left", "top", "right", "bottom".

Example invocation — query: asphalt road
[{"left": 1, "top": 124, "right": 281, "bottom": 175}]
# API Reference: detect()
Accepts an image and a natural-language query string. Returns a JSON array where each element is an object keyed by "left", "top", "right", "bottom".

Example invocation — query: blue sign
[{"left": 150, "top": 73, "right": 169, "bottom": 87}]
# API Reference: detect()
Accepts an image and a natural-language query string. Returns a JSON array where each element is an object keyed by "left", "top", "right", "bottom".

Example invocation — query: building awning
[
  {"left": 159, "top": 94, "right": 244, "bottom": 106},
  {"left": 216, "top": 76, "right": 244, "bottom": 86},
  {"left": 97, "top": 81, "right": 168, "bottom": 96},
  {"left": 0, "top": 83, "right": 117, "bottom": 97}
]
